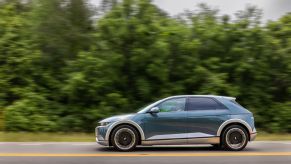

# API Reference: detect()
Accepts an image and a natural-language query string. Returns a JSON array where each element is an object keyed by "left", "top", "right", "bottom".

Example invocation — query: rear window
[{"left": 187, "top": 97, "right": 227, "bottom": 111}]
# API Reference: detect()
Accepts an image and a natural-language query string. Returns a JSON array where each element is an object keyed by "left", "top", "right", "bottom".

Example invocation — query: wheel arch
[
  {"left": 105, "top": 120, "right": 145, "bottom": 145},
  {"left": 217, "top": 119, "right": 252, "bottom": 140}
]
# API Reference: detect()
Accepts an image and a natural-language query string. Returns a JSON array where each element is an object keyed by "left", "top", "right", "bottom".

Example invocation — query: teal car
[{"left": 96, "top": 95, "right": 257, "bottom": 151}]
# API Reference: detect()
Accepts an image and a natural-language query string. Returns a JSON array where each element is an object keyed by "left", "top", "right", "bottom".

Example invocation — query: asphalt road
[{"left": 0, "top": 141, "right": 291, "bottom": 164}]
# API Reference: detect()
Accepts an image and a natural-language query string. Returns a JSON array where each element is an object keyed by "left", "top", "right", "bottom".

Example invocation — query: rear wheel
[
  {"left": 111, "top": 125, "right": 139, "bottom": 151},
  {"left": 221, "top": 125, "right": 249, "bottom": 151}
]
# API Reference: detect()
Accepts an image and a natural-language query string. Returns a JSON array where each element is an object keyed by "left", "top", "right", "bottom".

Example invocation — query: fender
[
  {"left": 217, "top": 119, "right": 253, "bottom": 136},
  {"left": 105, "top": 120, "right": 145, "bottom": 141}
]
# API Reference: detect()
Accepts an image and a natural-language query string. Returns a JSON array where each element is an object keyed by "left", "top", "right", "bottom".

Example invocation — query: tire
[
  {"left": 221, "top": 125, "right": 249, "bottom": 151},
  {"left": 110, "top": 125, "right": 139, "bottom": 151}
]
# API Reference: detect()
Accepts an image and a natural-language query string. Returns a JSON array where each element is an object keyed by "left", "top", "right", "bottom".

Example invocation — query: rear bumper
[
  {"left": 249, "top": 127, "right": 257, "bottom": 141},
  {"left": 250, "top": 132, "right": 257, "bottom": 141}
]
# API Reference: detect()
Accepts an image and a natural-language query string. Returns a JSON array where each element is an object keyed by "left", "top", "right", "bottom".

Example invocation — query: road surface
[{"left": 0, "top": 141, "right": 291, "bottom": 164}]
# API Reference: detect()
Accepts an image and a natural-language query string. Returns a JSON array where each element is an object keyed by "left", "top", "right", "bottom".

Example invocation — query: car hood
[{"left": 99, "top": 114, "right": 136, "bottom": 123}]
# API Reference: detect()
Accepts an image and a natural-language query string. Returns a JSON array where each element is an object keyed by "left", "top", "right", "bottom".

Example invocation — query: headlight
[{"left": 100, "top": 122, "right": 110, "bottom": 126}]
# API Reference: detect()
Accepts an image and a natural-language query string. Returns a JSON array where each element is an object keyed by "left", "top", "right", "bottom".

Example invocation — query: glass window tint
[
  {"left": 158, "top": 98, "right": 186, "bottom": 112},
  {"left": 187, "top": 97, "right": 226, "bottom": 110}
]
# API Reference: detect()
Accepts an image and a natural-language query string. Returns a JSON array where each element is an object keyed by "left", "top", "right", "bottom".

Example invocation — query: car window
[
  {"left": 187, "top": 97, "right": 226, "bottom": 110},
  {"left": 157, "top": 98, "right": 186, "bottom": 112}
]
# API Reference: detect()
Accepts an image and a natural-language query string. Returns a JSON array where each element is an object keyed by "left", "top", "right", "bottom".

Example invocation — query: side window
[
  {"left": 187, "top": 97, "right": 226, "bottom": 111},
  {"left": 157, "top": 98, "right": 186, "bottom": 113}
]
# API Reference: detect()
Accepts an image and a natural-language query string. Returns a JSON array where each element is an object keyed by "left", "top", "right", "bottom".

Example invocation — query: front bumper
[
  {"left": 96, "top": 138, "right": 109, "bottom": 146},
  {"left": 95, "top": 126, "right": 109, "bottom": 146}
]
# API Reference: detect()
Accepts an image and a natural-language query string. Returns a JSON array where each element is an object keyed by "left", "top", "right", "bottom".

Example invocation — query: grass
[
  {"left": 256, "top": 132, "right": 291, "bottom": 141},
  {"left": 0, "top": 132, "right": 95, "bottom": 142},
  {"left": 0, "top": 132, "right": 291, "bottom": 142}
]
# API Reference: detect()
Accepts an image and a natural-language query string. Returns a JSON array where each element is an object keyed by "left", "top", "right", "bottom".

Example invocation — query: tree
[
  {"left": 0, "top": 0, "right": 38, "bottom": 106},
  {"left": 94, "top": 0, "right": 174, "bottom": 106},
  {"left": 0, "top": 0, "right": 290, "bottom": 132},
  {"left": 0, "top": 0, "right": 57, "bottom": 131},
  {"left": 30, "top": 0, "right": 93, "bottom": 72}
]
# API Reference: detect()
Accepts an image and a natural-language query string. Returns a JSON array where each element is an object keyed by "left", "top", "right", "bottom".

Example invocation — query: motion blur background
[{"left": 0, "top": 0, "right": 290, "bottom": 135}]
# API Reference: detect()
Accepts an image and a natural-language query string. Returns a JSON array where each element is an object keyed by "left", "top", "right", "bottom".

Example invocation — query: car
[{"left": 95, "top": 95, "right": 257, "bottom": 151}]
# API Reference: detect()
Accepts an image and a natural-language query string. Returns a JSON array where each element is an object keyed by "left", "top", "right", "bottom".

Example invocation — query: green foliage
[
  {"left": 267, "top": 102, "right": 291, "bottom": 133},
  {"left": 4, "top": 93, "right": 59, "bottom": 131},
  {"left": 0, "top": 110, "right": 3, "bottom": 131},
  {"left": 0, "top": 0, "right": 290, "bottom": 132}
]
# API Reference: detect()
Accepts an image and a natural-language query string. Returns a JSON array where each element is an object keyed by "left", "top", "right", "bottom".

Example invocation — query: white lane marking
[
  {"left": 18, "top": 142, "right": 96, "bottom": 146},
  {"left": 2, "top": 152, "right": 291, "bottom": 157},
  {"left": 71, "top": 143, "right": 96, "bottom": 146},
  {"left": 250, "top": 141, "right": 291, "bottom": 146},
  {"left": 281, "top": 143, "right": 291, "bottom": 145},
  {"left": 20, "top": 143, "right": 44, "bottom": 146},
  {"left": 0, "top": 142, "right": 95, "bottom": 145},
  {"left": 1, "top": 141, "right": 289, "bottom": 146},
  {"left": 252, "top": 141, "right": 291, "bottom": 144}
]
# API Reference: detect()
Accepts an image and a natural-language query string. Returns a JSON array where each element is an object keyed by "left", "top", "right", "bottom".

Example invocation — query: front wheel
[
  {"left": 221, "top": 125, "right": 249, "bottom": 151},
  {"left": 111, "top": 125, "right": 139, "bottom": 151}
]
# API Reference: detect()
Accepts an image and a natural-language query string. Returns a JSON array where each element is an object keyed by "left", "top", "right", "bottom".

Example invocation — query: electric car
[{"left": 95, "top": 95, "right": 257, "bottom": 151}]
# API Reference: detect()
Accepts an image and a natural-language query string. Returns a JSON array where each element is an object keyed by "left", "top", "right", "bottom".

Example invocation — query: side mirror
[{"left": 149, "top": 107, "right": 160, "bottom": 113}]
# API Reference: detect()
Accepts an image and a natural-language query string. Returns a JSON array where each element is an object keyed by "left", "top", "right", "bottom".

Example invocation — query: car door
[
  {"left": 143, "top": 97, "right": 187, "bottom": 143},
  {"left": 186, "top": 97, "right": 230, "bottom": 141}
]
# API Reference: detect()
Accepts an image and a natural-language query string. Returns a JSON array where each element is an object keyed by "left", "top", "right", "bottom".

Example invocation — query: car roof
[{"left": 167, "top": 95, "right": 236, "bottom": 100}]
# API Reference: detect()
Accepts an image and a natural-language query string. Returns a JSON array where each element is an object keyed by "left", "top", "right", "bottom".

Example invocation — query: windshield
[
  {"left": 137, "top": 102, "right": 154, "bottom": 113},
  {"left": 136, "top": 103, "right": 151, "bottom": 113}
]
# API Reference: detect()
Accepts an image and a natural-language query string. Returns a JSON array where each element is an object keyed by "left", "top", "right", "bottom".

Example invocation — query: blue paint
[{"left": 96, "top": 95, "right": 256, "bottom": 145}]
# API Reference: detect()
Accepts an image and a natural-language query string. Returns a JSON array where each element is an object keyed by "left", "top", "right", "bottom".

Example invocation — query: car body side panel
[
  {"left": 187, "top": 110, "right": 230, "bottom": 138},
  {"left": 216, "top": 97, "right": 251, "bottom": 114},
  {"left": 216, "top": 97, "right": 255, "bottom": 133},
  {"left": 229, "top": 114, "right": 255, "bottom": 131},
  {"left": 143, "top": 111, "right": 187, "bottom": 142},
  {"left": 95, "top": 95, "right": 257, "bottom": 146}
]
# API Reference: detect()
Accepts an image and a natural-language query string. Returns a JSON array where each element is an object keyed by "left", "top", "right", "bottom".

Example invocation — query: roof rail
[{"left": 221, "top": 96, "right": 236, "bottom": 100}]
